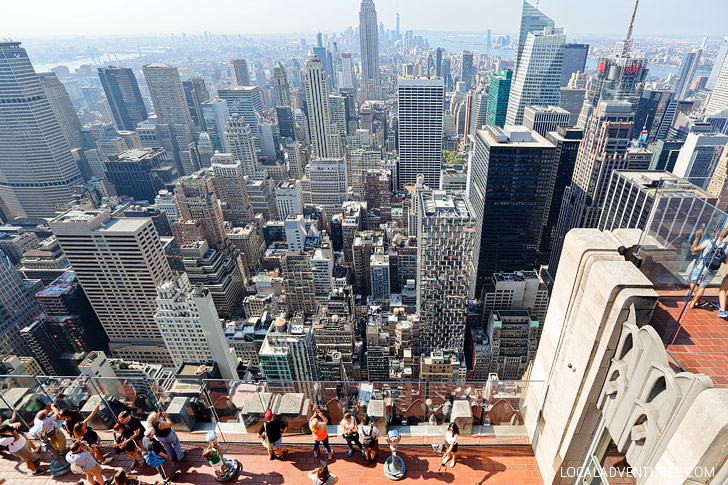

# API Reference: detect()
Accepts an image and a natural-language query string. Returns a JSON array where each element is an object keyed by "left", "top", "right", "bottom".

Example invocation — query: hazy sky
[{"left": 5, "top": 0, "right": 726, "bottom": 38}]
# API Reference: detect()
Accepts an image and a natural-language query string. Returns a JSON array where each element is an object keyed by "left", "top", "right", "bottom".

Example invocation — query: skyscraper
[
  {"left": 0, "top": 250, "right": 38, "bottom": 357},
  {"left": 632, "top": 89, "right": 674, "bottom": 141},
  {"left": 302, "top": 158, "right": 348, "bottom": 215},
  {"left": 37, "top": 73, "right": 83, "bottom": 149},
  {"left": 560, "top": 43, "right": 589, "bottom": 87},
  {"left": 359, "top": 0, "right": 382, "bottom": 100},
  {"left": 542, "top": 127, "right": 583, "bottom": 255},
  {"left": 0, "top": 41, "right": 83, "bottom": 219},
  {"left": 273, "top": 62, "right": 292, "bottom": 107},
  {"left": 464, "top": 90, "right": 489, "bottom": 146},
  {"left": 172, "top": 170, "right": 228, "bottom": 251},
  {"left": 182, "top": 76, "right": 210, "bottom": 131},
  {"left": 416, "top": 189, "right": 475, "bottom": 354},
  {"left": 142, "top": 63, "right": 197, "bottom": 175},
  {"left": 706, "top": 49, "right": 728, "bottom": 114},
  {"left": 98, "top": 66, "right": 148, "bottom": 131},
  {"left": 577, "top": 1, "right": 647, "bottom": 127},
  {"left": 523, "top": 105, "right": 571, "bottom": 137},
  {"left": 211, "top": 152, "right": 254, "bottom": 226},
  {"left": 304, "top": 51, "right": 342, "bottom": 158},
  {"left": 155, "top": 277, "right": 239, "bottom": 380},
  {"left": 281, "top": 251, "right": 317, "bottom": 315},
  {"left": 486, "top": 68, "right": 513, "bottom": 128},
  {"left": 225, "top": 115, "right": 259, "bottom": 176},
  {"left": 397, "top": 77, "right": 445, "bottom": 189},
  {"left": 505, "top": 25, "right": 565, "bottom": 125},
  {"left": 104, "top": 147, "right": 178, "bottom": 202},
  {"left": 230, "top": 59, "right": 251, "bottom": 87},
  {"left": 674, "top": 47, "right": 703, "bottom": 100},
  {"left": 551, "top": 102, "right": 634, "bottom": 275},
  {"left": 707, "top": 36, "right": 728, "bottom": 91},
  {"left": 201, "top": 98, "right": 230, "bottom": 153},
  {"left": 461, "top": 50, "right": 473, "bottom": 90},
  {"left": 49, "top": 209, "right": 174, "bottom": 364},
  {"left": 468, "top": 126, "right": 556, "bottom": 296},
  {"left": 340, "top": 53, "right": 355, "bottom": 89},
  {"left": 516, "top": 0, "right": 555, "bottom": 67}
]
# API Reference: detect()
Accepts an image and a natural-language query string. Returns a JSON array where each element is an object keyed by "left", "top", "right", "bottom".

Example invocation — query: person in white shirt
[
  {"left": 0, "top": 424, "right": 47, "bottom": 475},
  {"left": 34, "top": 409, "right": 67, "bottom": 453},
  {"left": 339, "top": 411, "right": 364, "bottom": 457},
  {"left": 439, "top": 422, "right": 460, "bottom": 470}
]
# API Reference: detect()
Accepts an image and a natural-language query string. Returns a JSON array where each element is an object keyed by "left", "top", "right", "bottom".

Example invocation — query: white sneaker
[{"left": 449, "top": 458, "right": 456, "bottom": 468}]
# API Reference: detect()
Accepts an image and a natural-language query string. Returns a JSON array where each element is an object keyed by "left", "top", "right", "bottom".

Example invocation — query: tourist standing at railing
[
  {"left": 688, "top": 227, "right": 728, "bottom": 309},
  {"left": 257, "top": 409, "right": 289, "bottom": 460},
  {"left": 66, "top": 439, "right": 106, "bottom": 484},
  {"left": 112, "top": 422, "right": 145, "bottom": 469},
  {"left": 72, "top": 405, "right": 113, "bottom": 464},
  {"left": 53, "top": 404, "right": 83, "bottom": 438},
  {"left": 34, "top": 409, "right": 68, "bottom": 453},
  {"left": 359, "top": 415, "right": 381, "bottom": 462},
  {"left": 310, "top": 408, "right": 334, "bottom": 460},
  {"left": 438, "top": 422, "right": 460, "bottom": 470},
  {"left": 0, "top": 423, "right": 47, "bottom": 475},
  {"left": 118, "top": 410, "right": 145, "bottom": 450},
  {"left": 339, "top": 411, "right": 365, "bottom": 457},
  {"left": 147, "top": 410, "right": 187, "bottom": 462}
]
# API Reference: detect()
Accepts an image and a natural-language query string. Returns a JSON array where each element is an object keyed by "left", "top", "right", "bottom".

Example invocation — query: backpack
[
  {"left": 70, "top": 462, "right": 84, "bottom": 474},
  {"left": 706, "top": 243, "right": 727, "bottom": 271},
  {"left": 361, "top": 426, "right": 375, "bottom": 447},
  {"left": 145, "top": 450, "right": 166, "bottom": 468}
]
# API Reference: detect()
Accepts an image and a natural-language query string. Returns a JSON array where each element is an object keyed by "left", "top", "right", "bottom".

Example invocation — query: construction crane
[{"left": 359, "top": 83, "right": 371, "bottom": 103}]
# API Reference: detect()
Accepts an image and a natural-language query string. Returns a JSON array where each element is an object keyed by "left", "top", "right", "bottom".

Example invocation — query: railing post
[{"left": 88, "top": 377, "right": 119, "bottom": 423}]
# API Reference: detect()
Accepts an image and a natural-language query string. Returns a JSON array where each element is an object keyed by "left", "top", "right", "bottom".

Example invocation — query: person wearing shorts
[
  {"left": 359, "top": 415, "right": 381, "bottom": 462},
  {"left": 0, "top": 424, "right": 46, "bottom": 475},
  {"left": 688, "top": 228, "right": 728, "bottom": 309},
  {"left": 257, "top": 409, "right": 288, "bottom": 460},
  {"left": 66, "top": 440, "right": 105, "bottom": 484}
]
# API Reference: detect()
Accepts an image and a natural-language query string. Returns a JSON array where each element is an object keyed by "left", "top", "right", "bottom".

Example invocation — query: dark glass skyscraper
[
  {"left": 98, "top": 66, "right": 148, "bottom": 131},
  {"left": 561, "top": 43, "right": 589, "bottom": 87},
  {"left": 0, "top": 41, "right": 83, "bottom": 219},
  {"left": 468, "top": 126, "right": 556, "bottom": 297}
]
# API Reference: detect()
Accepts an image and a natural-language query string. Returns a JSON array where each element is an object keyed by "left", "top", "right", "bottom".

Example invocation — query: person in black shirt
[
  {"left": 112, "top": 422, "right": 145, "bottom": 469},
  {"left": 118, "top": 411, "right": 144, "bottom": 450},
  {"left": 257, "top": 409, "right": 288, "bottom": 460}
]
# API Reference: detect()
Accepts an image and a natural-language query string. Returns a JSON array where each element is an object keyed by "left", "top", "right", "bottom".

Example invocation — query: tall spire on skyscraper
[
  {"left": 359, "top": 0, "right": 382, "bottom": 100},
  {"left": 620, "top": 0, "right": 640, "bottom": 58}
]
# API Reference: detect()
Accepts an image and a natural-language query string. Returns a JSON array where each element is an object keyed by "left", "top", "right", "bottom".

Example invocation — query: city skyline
[{"left": 4, "top": 0, "right": 727, "bottom": 38}]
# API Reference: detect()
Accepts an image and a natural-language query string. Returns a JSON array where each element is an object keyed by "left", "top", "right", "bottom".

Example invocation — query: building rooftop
[
  {"left": 481, "top": 126, "right": 553, "bottom": 147},
  {"left": 34, "top": 271, "right": 76, "bottom": 297}
]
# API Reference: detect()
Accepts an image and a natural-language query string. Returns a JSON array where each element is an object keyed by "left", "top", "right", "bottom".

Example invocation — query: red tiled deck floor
[
  {"left": 0, "top": 442, "right": 543, "bottom": 484},
  {"left": 653, "top": 294, "right": 728, "bottom": 387}
]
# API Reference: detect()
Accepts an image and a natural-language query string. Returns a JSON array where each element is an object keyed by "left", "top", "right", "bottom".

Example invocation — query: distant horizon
[
  {"left": 10, "top": 30, "right": 724, "bottom": 42},
  {"left": 4, "top": 0, "right": 725, "bottom": 39}
]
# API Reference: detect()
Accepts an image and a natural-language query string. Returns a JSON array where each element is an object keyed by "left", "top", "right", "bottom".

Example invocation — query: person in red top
[{"left": 309, "top": 408, "right": 333, "bottom": 460}]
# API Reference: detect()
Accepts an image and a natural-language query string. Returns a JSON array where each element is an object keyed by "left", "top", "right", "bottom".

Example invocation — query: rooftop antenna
[{"left": 620, "top": 0, "right": 640, "bottom": 58}]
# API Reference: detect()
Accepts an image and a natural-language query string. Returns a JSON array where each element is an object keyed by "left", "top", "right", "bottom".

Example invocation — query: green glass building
[{"left": 486, "top": 68, "right": 513, "bottom": 127}]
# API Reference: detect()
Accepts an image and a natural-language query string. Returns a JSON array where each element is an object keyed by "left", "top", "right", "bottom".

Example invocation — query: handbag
[
  {"left": 261, "top": 422, "right": 272, "bottom": 451},
  {"left": 432, "top": 441, "right": 449, "bottom": 455}
]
